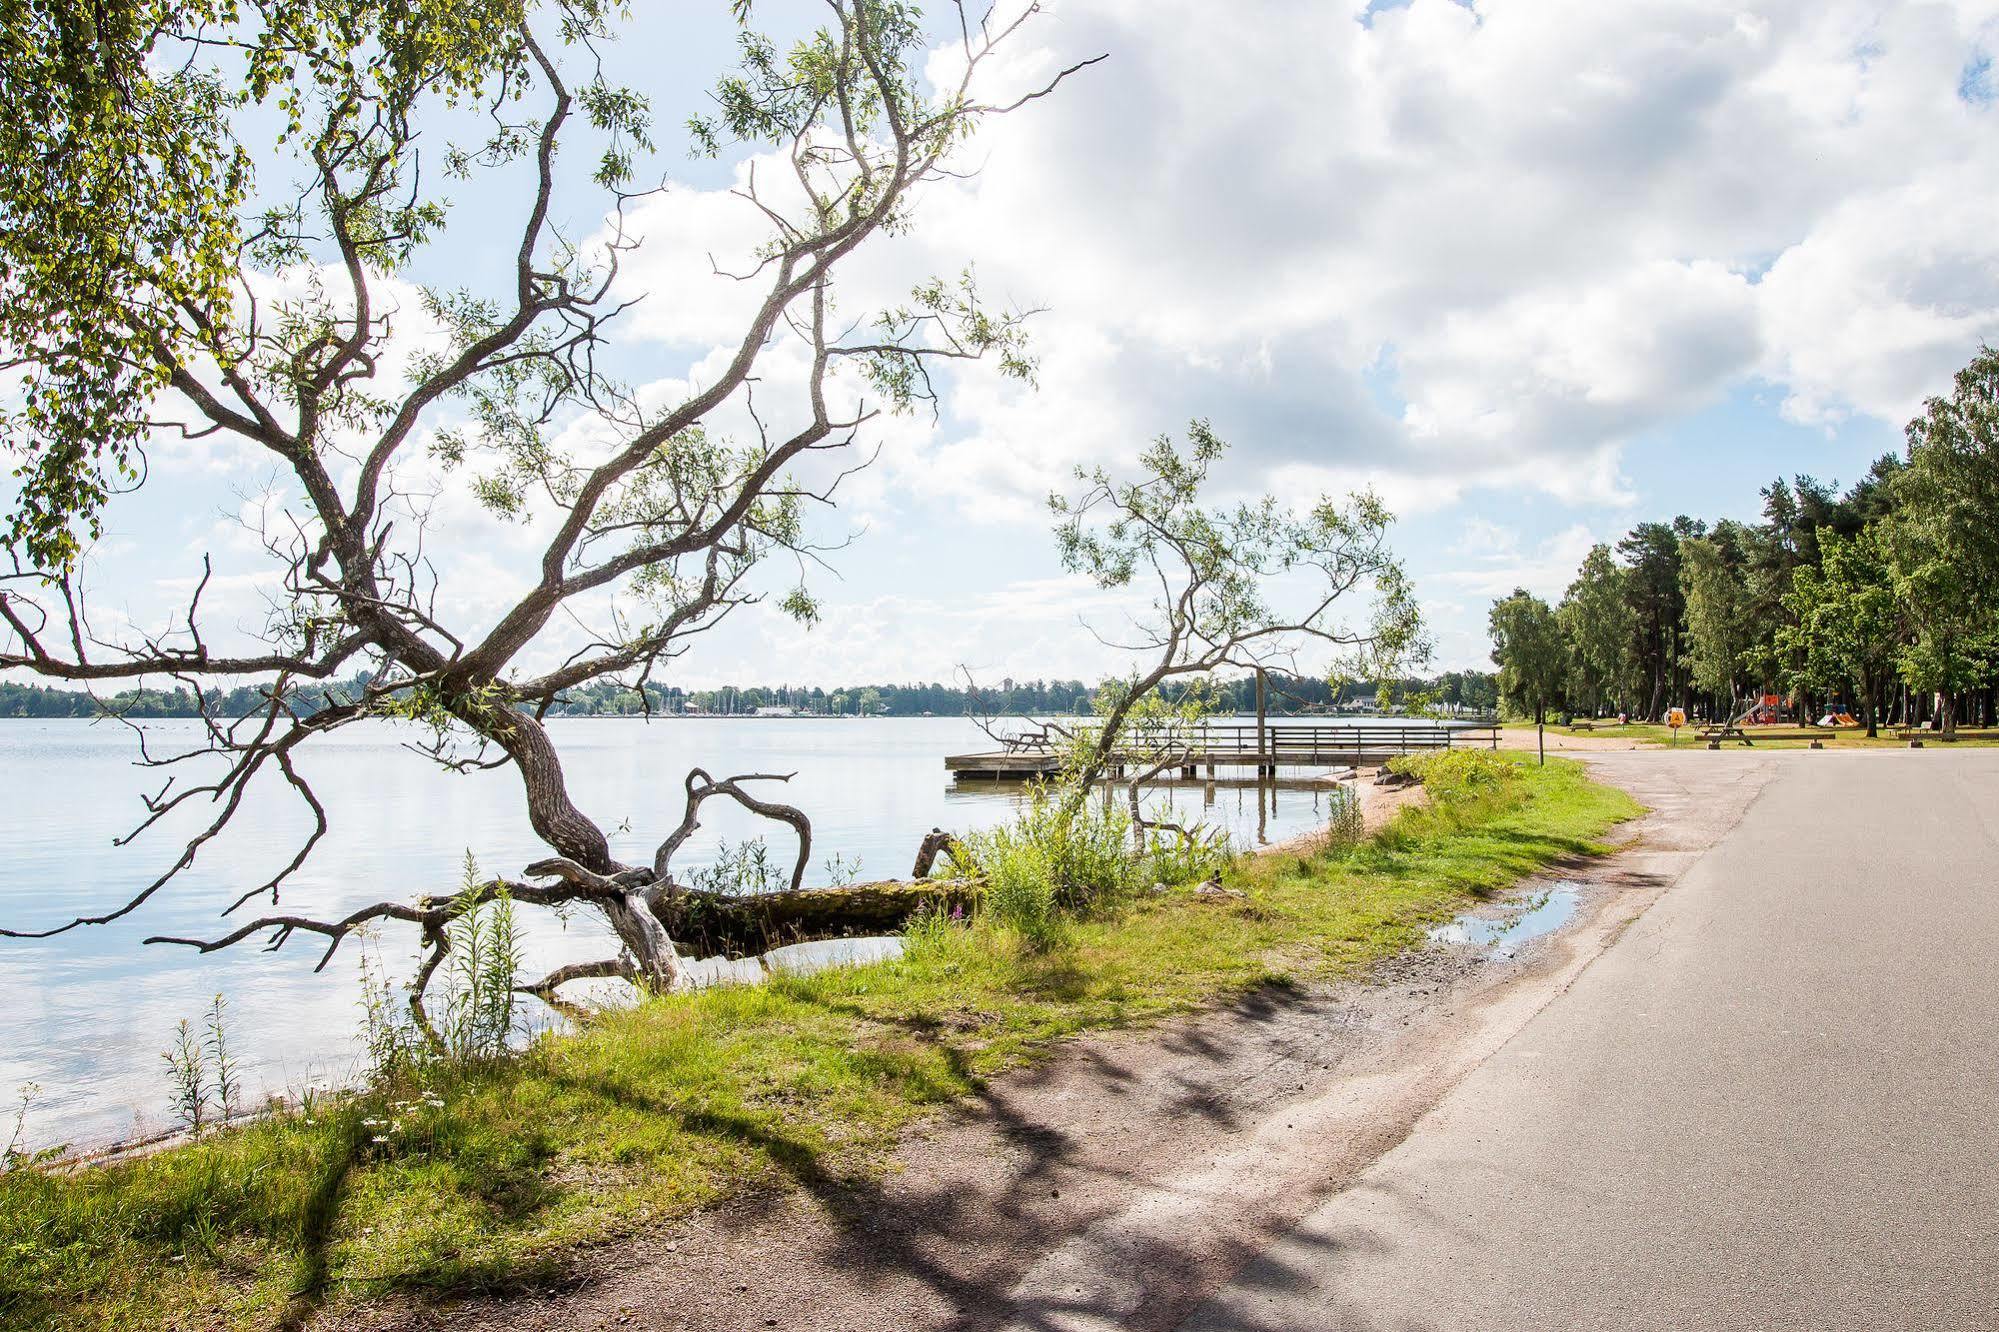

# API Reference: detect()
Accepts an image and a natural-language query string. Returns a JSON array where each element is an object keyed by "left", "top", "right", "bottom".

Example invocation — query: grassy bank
[{"left": 0, "top": 755, "right": 1639, "bottom": 1332}]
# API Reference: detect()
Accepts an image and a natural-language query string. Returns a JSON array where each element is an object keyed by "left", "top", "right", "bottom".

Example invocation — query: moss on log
[{"left": 666, "top": 878, "right": 980, "bottom": 956}]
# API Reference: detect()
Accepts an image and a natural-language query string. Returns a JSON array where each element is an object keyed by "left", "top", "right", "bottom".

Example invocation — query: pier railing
[{"left": 951, "top": 721, "right": 1499, "bottom": 778}]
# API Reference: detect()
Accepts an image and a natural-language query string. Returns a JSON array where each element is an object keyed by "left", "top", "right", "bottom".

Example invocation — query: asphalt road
[{"left": 1180, "top": 750, "right": 1999, "bottom": 1331}]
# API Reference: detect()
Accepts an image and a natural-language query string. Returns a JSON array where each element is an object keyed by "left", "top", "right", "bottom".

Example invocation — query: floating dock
[{"left": 946, "top": 722, "right": 1499, "bottom": 780}]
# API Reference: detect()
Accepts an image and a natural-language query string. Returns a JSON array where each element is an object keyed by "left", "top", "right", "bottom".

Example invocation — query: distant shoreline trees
[
  {"left": 1490, "top": 346, "right": 1999, "bottom": 736},
  {"left": 0, "top": 668, "right": 1499, "bottom": 721}
]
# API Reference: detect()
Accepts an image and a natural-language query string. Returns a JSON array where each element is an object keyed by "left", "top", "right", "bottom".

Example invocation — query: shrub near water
[
  {"left": 962, "top": 786, "right": 1144, "bottom": 944},
  {"left": 1388, "top": 749, "right": 1519, "bottom": 805},
  {"left": 963, "top": 784, "right": 1239, "bottom": 946},
  {"left": 1381, "top": 750, "right": 1525, "bottom": 846}
]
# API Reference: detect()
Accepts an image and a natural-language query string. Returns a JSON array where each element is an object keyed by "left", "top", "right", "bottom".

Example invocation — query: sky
[{"left": 21, "top": 0, "right": 1999, "bottom": 690}]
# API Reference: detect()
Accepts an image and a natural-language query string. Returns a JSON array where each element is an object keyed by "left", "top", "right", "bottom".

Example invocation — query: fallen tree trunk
[{"left": 663, "top": 878, "right": 980, "bottom": 957}]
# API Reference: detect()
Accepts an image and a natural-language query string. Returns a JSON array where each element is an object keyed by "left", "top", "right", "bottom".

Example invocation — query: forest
[{"left": 1489, "top": 348, "right": 1999, "bottom": 736}]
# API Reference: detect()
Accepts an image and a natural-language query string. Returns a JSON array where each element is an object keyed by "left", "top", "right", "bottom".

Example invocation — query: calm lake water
[{"left": 0, "top": 715, "right": 1417, "bottom": 1150}]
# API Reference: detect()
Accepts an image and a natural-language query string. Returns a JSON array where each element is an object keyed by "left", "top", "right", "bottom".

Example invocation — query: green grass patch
[
  {"left": 0, "top": 755, "right": 1639, "bottom": 1331},
  {"left": 1534, "top": 720, "right": 1999, "bottom": 748}
]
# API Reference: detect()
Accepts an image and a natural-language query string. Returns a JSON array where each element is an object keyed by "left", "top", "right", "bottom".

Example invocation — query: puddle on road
[{"left": 1428, "top": 884, "right": 1582, "bottom": 958}]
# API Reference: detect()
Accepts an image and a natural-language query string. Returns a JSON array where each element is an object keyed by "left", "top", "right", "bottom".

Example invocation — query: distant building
[{"left": 754, "top": 705, "right": 798, "bottom": 717}]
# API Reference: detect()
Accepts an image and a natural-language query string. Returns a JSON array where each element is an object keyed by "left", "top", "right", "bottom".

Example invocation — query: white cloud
[
  {"left": 1426, "top": 521, "right": 1602, "bottom": 604},
  {"left": 22, "top": 1, "right": 1999, "bottom": 686},
  {"left": 837, "top": 0, "right": 1999, "bottom": 512}
]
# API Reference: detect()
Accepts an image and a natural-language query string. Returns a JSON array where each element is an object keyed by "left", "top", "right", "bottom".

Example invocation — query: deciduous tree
[
  {"left": 0, "top": 2, "right": 1096, "bottom": 1005},
  {"left": 1780, "top": 528, "right": 1900, "bottom": 737},
  {"left": 1489, "top": 588, "right": 1563, "bottom": 763},
  {"left": 1049, "top": 420, "right": 1425, "bottom": 799},
  {"left": 1556, "top": 544, "right": 1633, "bottom": 720}
]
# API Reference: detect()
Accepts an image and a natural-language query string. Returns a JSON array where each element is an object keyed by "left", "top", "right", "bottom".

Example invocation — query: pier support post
[{"left": 1255, "top": 669, "right": 1269, "bottom": 776}]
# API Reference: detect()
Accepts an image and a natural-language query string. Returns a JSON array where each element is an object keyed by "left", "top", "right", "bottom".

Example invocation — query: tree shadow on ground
[
  {"left": 275, "top": 1106, "right": 367, "bottom": 1332},
  {"left": 350, "top": 962, "right": 1370, "bottom": 1330}
]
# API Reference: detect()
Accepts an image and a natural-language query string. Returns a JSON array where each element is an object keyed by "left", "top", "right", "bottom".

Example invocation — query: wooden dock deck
[{"left": 946, "top": 722, "right": 1499, "bottom": 780}]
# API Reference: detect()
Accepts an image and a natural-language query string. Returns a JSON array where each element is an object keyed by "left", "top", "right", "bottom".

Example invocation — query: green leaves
[
  {"left": 1488, "top": 589, "right": 1564, "bottom": 721},
  {"left": 0, "top": 0, "right": 634, "bottom": 566},
  {"left": 0, "top": 1, "right": 246, "bottom": 566},
  {"left": 1051, "top": 418, "right": 1422, "bottom": 727}
]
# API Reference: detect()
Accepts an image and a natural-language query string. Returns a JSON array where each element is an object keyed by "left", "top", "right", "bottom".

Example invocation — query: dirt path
[{"left": 352, "top": 754, "right": 1775, "bottom": 1332}]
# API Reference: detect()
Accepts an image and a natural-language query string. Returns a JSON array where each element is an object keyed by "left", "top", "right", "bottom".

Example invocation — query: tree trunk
[
  {"left": 478, "top": 707, "right": 614, "bottom": 871},
  {"left": 602, "top": 890, "right": 683, "bottom": 990},
  {"left": 911, "top": 828, "right": 959, "bottom": 878},
  {"left": 665, "top": 878, "right": 980, "bottom": 956}
]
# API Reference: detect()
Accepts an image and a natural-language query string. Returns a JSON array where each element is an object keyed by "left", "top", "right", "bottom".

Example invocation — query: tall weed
[
  {"left": 689, "top": 838, "right": 786, "bottom": 896},
  {"left": 161, "top": 1018, "right": 209, "bottom": 1133},
  {"left": 2, "top": 1084, "right": 39, "bottom": 1172},
  {"left": 204, "top": 994, "right": 240, "bottom": 1123},
  {"left": 438, "top": 852, "right": 523, "bottom": 1062},
  {"left": 1320, "top": 783, "right": 1365, "bottom": 853}
]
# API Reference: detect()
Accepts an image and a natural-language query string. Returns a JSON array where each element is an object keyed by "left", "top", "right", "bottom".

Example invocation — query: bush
[
  {"left": 1320, "top": 783, "right": 1365, "bottom": 853},
  {"left": 1138, "top": 820, "right": 1234, "bottom": 887},
  {"left": 979, "top": 836, "right": 1061, "bottom": 947},
  {"left": 1386, "top": 749, "right": 1520, "bottom": 808},
  {"left": 961, "top": 785, "right": 1144, "bottom": 944}
]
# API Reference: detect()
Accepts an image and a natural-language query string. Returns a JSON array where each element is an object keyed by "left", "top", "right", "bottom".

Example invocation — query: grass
[
  {"left": 0, "top": 754, "right": 1639, "bottom": 1332},
  {"left": 1525, "top": 719, "right": 1999, "bottom": 749}
]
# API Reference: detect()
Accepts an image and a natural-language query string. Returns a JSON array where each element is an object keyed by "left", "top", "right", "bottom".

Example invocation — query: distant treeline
[
  {"left": 0, "top": 670, "right": 1499, "bottom": 720},
  {"left": 0, "top": 679, "right": 361, "bottom": 719}
]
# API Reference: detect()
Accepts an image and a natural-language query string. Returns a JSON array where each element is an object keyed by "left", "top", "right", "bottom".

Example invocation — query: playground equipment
[
  {"left": 1742, "top": 694, "right": 1786, "bottom": 725},
  {"left": 1704, "top": 694, "right": 1786, "bottom": 746}
]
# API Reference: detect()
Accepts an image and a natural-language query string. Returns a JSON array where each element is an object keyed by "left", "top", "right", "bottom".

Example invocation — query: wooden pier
[{"left": 946, "top": 722, "right": 1500, "bottom": 780}]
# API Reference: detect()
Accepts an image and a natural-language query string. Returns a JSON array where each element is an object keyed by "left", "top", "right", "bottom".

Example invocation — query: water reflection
[
  {"left": 1428, "top": 885, "right": 1582, "bottom": 957},
  {"left": 947, "top": 774, "right": 1344, "bottom": 849}
]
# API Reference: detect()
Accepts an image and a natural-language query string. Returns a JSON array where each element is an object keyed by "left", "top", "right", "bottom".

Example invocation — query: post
[{"left": 1255, "top": 668, "right": 1270, "bottom": 778}]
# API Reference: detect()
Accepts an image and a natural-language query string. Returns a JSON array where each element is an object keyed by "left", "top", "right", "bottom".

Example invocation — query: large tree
[
  {"left": 1781, "top": 528, "right": 1901, "bottom": 737},
  {"left": 1049, "top": 420, "right": 1425, "bottom": 801},
  {"left": 1488, "top": 587, "right": 1563, "bottom": 762},
  {"left": 1881, "top": 345, "right": 1999, "bottom": 734},
  {"left": 1616, "top": 519, "right": 1698, "bottom": 719},
  {"left": 1679, "top": 530, "right": 1751, "bottom": 719},
  {"left": 1556, "top": 543, "right": 1633, "bottom": 719},
  {"left": 0, "top": 3, "right": 1095, "bottom": 1002}
]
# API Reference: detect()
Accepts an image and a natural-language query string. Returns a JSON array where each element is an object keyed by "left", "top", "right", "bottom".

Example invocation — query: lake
[{"left": 0, "top": 715, "right": 1424, "bottom": 1150}]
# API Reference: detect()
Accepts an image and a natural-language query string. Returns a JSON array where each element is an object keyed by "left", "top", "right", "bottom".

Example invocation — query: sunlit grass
[
  {"left": 0, "top": 754, "right": 1638, "bottom": 1331},
  {"left": 1532, "top": 719, "right": 1999, "bottom": 748}
]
